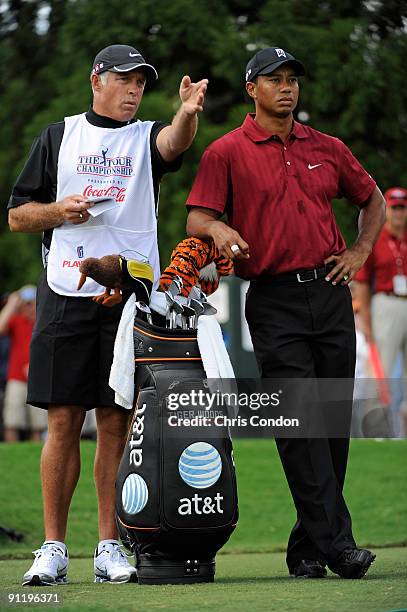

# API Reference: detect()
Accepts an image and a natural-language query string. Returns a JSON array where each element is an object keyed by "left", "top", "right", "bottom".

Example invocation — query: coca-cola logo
[{"left": 83, "top": 185, "right": 126, "bottom": 203}]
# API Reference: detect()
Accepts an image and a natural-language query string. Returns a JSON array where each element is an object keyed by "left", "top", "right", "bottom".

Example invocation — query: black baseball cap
[
  {"left": 92, "top": 45, "right": 158, "bottom": 81},
  {"left": 246, "top": 47, "right": 305, "bottom": 82}
]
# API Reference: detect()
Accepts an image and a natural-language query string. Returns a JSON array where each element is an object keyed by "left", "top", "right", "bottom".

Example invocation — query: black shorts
[{"left": 28, "top": 270, "right": 125, "bottom": 410}]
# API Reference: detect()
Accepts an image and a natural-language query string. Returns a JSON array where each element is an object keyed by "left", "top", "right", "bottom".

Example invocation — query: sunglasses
[{"left": 390, "top": 204, "right": 407, "bottom": 211}]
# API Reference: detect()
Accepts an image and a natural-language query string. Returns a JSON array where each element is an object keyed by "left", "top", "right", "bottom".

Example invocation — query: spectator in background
[
  {"left": 354, "top": 187, "right": 407, "bottom": 436},
  {"left": 0, "top": 294, "right": 11, "bottom": 441},
  {"left": 350, "top": 290, "right": 370, "bottom": 437},
  {"left": 0, "top": 286, "right": 47, "bottom": 442}
]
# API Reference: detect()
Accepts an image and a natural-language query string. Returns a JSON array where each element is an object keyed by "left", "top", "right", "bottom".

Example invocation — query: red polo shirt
[
  {"left": 187, "top": 114, "right": 376, "bottom": 278},
  {"left": 6, "top": 314, "right": 34, "bottom": 382},
  {"left": 354, "top": 225, "right": 407, "bottom": 292}
]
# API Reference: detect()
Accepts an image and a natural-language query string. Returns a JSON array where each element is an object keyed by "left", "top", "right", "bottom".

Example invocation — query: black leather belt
[{"left": 255, "top": 264, "right": 334, "bottom": 285}]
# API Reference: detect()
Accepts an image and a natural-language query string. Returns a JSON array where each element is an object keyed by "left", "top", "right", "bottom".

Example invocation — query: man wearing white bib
[{"left": 8, "top": 44, "right": 207, "bottom": 586}]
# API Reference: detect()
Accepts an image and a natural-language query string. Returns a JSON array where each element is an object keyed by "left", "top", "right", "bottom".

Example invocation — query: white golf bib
[{"left": 47, "top": 113, "right": 159, "bottom": 296}]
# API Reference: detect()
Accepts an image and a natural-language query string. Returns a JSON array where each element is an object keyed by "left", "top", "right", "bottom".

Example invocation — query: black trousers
[{"left": 245, "top": 276, "right": 356, "bottom": 571}]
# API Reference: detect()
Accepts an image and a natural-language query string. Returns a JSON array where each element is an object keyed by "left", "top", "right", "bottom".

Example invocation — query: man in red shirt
[
  {"left": 354, "top": 187, "right": 407, "bottom": 433},
  {"left": 0, "top": 286, "right": 47, "bottom": 441},
  {"left": 186, "top": 47, "right": 385, "bottom": 579}
]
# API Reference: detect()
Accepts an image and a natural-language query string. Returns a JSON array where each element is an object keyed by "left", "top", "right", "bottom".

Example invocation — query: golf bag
[{"left": 115, "top": 316, "right": 239, "bottom": 584}]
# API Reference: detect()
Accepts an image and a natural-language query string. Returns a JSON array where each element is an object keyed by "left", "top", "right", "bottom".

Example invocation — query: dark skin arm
[
  {"left": 324, "top": 186, "right": 386, "bottom": 285},
  {"left": 187, "top": 186, "right": 385, "bottom": 274},
  {"left": 186, "top": 207, "right": 250, "bottom": 261}
]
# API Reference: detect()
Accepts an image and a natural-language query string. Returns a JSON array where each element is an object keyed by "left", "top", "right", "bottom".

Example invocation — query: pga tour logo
[{"left": 77, "top": 246, "right": 84, "bottom": 259}]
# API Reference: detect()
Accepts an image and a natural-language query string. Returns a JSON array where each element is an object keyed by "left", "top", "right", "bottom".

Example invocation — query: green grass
[
  {"left": 0, "top": 440, "right": 406, "bottom": 558},
  {"left": 0, "top": 440, "right": 406, "bottom": 612},
  {"left": 0, "top": 548, "right": 406, "bottom": 612}
]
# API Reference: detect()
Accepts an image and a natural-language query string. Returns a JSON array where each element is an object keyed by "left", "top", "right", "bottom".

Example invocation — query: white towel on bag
[
  {"left": 197, "top": 315, "right": 235, "bottom": 379},
  {"left": 110, "top": 294, "right": 236, "bottom": 410},
  {"left": 197, "top": 315, "right": 237, "bottom": 416},
  {"left": 109, "top": 294, "right": 136, "bottom": 410},
  {"left": 149, "top": 289, "right": 167, "bottom": 316}
]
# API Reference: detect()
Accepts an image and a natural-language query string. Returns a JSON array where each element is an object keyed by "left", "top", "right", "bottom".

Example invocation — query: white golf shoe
[
  {"left": 22, "top": 543, "right": 68, "bottom": 586},
  {"left": 94, "top": 541, "right": 137, "bottom": 583}
]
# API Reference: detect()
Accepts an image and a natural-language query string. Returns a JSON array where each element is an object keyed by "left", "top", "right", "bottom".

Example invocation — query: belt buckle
[{"left": 296, "top": 269, "right": 318, "bottom": 283}]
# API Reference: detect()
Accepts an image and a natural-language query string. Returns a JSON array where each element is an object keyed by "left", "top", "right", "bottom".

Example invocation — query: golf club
[{"left": 136, "top": 301, "right": 153, "bottom": 325}]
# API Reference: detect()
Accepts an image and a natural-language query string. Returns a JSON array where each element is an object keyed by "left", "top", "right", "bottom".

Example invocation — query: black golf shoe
[
  {"left": 329, "top": 548, "right": 376, "bottom": 579},
  {"left": 290, "top": 559, "right": 327, "bottom": 578}
]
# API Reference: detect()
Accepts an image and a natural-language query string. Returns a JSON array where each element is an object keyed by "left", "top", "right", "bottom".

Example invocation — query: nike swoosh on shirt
[{"left": 308, "top": 163, "right": 322, "bottom": 170}]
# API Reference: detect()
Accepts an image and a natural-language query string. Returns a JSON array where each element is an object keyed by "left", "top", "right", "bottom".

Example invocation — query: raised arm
[
  {"left": 0, "top": 292, "right": 21, "bottom": 335},
  {"left": 156, "top": 76, "right": 208, "bottom": 162}
]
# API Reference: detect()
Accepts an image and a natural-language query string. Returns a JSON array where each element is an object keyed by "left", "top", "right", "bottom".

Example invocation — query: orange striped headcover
[{"left": 160, "top": 237, "right": 233, "bottom": 296}]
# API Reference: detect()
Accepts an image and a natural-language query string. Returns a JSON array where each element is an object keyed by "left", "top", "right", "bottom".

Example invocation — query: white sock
[{"left": 44, "top": 540, "right": 66, "bottom": 552}]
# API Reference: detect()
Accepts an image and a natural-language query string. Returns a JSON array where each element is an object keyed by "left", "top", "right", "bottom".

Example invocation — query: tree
[{"left": 1, "top": 0, "right": 406, "bottom": 291}]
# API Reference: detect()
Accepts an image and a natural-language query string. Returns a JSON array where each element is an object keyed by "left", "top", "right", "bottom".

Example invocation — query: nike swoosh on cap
[{"left": 129, "top": 53, "right": 141, "bottom": 57}]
